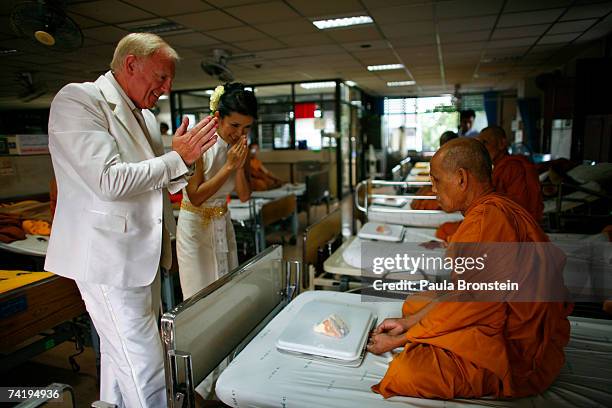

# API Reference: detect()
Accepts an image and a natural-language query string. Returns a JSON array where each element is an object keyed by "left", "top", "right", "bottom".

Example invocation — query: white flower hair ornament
[{"left": 209, "top": 85, "right": 225, "bottom": 114}]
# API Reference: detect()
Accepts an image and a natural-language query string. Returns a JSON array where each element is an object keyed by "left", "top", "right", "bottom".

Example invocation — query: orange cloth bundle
[
  {"left": 0, "top": 214, "right": 26, "bottom": 243},
  {"left": 22, "top": 219, "right": 51, "bottom": 236}
]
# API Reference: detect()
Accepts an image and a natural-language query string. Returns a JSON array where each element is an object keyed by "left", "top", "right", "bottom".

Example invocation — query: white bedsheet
[
  {"left": 251, "top": 183, "right": 306, "bottom": 199},
  {"left": 213, "top": 291, "right": 612, "bottom": 407},
  {"left": 0, "top": 234, "right": 48, "bottom": 256},
  {"left": 368, "top": 204, "right": 463, "bottom": 228}
]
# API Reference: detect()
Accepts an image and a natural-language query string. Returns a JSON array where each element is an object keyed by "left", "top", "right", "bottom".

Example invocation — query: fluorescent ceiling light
[
  {"left": 245, "top": 87, "right": 253, "bottom": 91},
  {"left": 345, "top": 80, "right": 357, "bottom": 87},
  {"left": 367, "top": 64, "right": 404, "bottom": 71},
  {"left": 313, "top": 15, "right": 373, "bottom": 30},
  {"left": 158, "top": 94, "right": 169, "bottom": 100},
  {"left": 387, "top": 81, "right": 416, "bottom": 87},
  {"left": 205, "top": 90, "right": 214, "bottom": 95},
  {"left": 300, "top": 81, "right": 336, "bottom": 89}
]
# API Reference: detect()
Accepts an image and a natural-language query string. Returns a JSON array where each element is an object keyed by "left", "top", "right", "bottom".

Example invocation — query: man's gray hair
[{"left": 110, "top": 33, "right": 179, "bottom": 72}]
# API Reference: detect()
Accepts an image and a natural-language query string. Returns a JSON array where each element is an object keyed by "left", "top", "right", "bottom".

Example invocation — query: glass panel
[
  {"left": 180, "top": 91, "right": 211, "bottom": 110},
  {"left": 341, "top": 103, "right": 351, "bottom": 191},
  {"left": 259, "top": 123, "right": 291, "bottom": 149}
]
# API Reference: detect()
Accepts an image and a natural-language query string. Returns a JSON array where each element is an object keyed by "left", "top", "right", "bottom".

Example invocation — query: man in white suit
[{"left": 45, "top": 33, "right": 218, "bottom": 407}]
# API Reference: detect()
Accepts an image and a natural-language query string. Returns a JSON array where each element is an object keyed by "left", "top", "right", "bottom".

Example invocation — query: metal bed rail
[{"left": 354, "top": 179, "right": 445, "bottom": 216}]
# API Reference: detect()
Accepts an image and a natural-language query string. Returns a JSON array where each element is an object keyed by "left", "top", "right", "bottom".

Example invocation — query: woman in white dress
[{"left": 177, "top": 83, "right": 256, "bottom": 299}]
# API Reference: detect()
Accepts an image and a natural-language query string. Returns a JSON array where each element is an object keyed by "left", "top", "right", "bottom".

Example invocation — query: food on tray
[
  {"left": 375, "top": 224, "right": 391, "bottom": 234},
  {"left": 313, "top": 314, "right": 349, "bottom": 338}
]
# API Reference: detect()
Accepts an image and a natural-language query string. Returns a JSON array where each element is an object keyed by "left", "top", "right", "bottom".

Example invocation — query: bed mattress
[
  {"left": 214, "top": 291, "right": 612, "bottom": 407},
  {"left": 368, "top": 204, "right": 463, "bottom": 227}
]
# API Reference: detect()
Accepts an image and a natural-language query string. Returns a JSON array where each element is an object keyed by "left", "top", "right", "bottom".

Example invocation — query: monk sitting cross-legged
[{"left": 368, "top": 138, "right": 572, "bottom": 400}]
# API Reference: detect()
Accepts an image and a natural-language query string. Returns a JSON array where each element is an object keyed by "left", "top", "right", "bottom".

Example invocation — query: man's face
[
  {"left": 216, "top": 111, "right": 254, "bottom": 144},
  {"left": 430, "top": 153, "right": 465, "bottom": 213},
  {"left": 476, "top": 131, "right": 505, "bottom": 162},
  {"left": 126, "top": 51, "right": 175, "bottom": 109},
  {"left": 460, "top": 116, "right": 474, "bottom": 133}
]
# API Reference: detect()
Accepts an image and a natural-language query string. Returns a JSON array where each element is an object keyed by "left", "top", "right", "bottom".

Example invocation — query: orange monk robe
[
  {"left": 373, "top": 193, "right": 571, "bottom": 400},
  {"left": 435, "top": 220, "right": 461, "bottom": 242},
  {"left": 249, "top": 157, "right": 277, "bottom": 191},
  {"left": 493, "top": 154, "right": 543, "bottom": 221},
  {"left": 410, "top": 186, "right": 440, "bottom": 210}
]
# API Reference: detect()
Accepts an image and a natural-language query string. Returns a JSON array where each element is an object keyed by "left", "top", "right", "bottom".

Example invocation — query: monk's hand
[
  {"left": 419, "top": 240, "right": 447, "bottom": 250},
  {"left": 367, "top": 333, "right": 407, "bottom": 355},
  {"left": 372, "top": 318, "right": 409, "bottom": 336},
  {"left": 173, "top": 116, "right": 218, "bottom": 165}
]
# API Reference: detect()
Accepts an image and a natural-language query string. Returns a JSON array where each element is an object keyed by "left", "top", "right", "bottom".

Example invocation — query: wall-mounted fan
[
  {"left": 201, "top": 49, "right": 255, "bottom": 82},
  {"left": 18, "top": 72, "right": 48, "bottom": 102},
  {"left": 10, "top": 0, "right": 83, "bottom": 52}
]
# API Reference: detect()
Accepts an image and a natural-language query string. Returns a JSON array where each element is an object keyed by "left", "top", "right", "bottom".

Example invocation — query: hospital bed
[
  {"left": 355, "top": 180, "right": 463, "bottom": 228},
  {"left": 211, "top": 290, "right": 611, "bottom": 407},
  {"left": 160, "top": 245, "right": 301, "bottom": 408},
  {"left": 230, "top": 195, "right": 298, "bottom": 256}
]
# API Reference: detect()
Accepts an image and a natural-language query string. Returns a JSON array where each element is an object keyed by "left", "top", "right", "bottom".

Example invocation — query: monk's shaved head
[
  {"left": 477, "top": 126, "right": 508, "bottom": 163},
  {"left": 436, "top": 138, "right": 492, "bottom": 183},
  {"left": 479, "top": 125, "right": 506, "bottom": 142}
]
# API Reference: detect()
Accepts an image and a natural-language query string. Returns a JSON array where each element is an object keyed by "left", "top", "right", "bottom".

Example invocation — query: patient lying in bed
[{"left": 367, "top": 139, "right": 572, "bottom": 400}]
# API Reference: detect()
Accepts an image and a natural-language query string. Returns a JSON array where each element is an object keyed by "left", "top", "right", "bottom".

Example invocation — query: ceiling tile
[
  {"left": 498, "top": 9, "right": 565, "bottom": 27},
  {"left": 165, "top": 32, "right": 220, "bottom": 48},
  {"left": 380, "top": 21, "right": 435, "bottom": 38},
  {"left": 225, "top": 1, "right": 300, "bottom": 23},
  {"left": 438, "top": 16, "right": 497, "bottom": 33},
  {"left": 170, "top": 10, "right": 243, "bottom": 31},
  {"left": 285, "top": 0, "right": 364, "bottom": 18},
  {"left": 297, "top": 44, "right": 346, "bottom": 56},
  {"left": 491, "top": 24, "right": 549, "bottom": 39},
  {"left": 387, "top": 34, "right": 436, "bottom": 47},
  {"left": 203, "top": 0, "right": 268, "bottom": 6},
  {"left": 256, "top": 48, "right": 303, "bottom": 59},
  {"left": 436, "top": 0, "right": 503, "bottom": 19},
  {"left": 233, "top": 38, "right": 286, "bottom": 51},
  {"left": 205, "top": 26, "right": 267, "bottom": 43},
  {"left": 325, "top": 26, "right": 382, "bottom": 43},
  {"left": 68, "top": 1, "right": 156, "bottom": 24},
  {"left": 440, "top": 29, "right": 490, "bottom": 44},
  {"left": 548, "top": 19, "right": 598, "bottom": 34},
  {"left": 83, "top": 26, "right": 130, "bottom": 44},
  {"left": 561, "top": 3, "right": 612, "bottom": 20},
  {"left": 122, "top": 0, "right": 213, "bottom": 16},
  {"left": 255, "top": 18, "right": 318, "bottom": 36},
  {"left": 341, "top": 40, "right": 391, "bottom": 51},
  {"left": 538, "top": 32, "right": 580, "bottom": 44},
  {"left": 488, "top": 37, "right": 539, "bottom": 48},
  {"left": 67, "top": 12, "right": 104, "bottom": 29},
  {"left": 282, "top": 32, "right": 333, "bottom": 47},
  {"left": 369, "top": 4, "right": 433, "bottom": 23},
  {"left": 504, "top": 0, "right": 572, "bottom": 12}
]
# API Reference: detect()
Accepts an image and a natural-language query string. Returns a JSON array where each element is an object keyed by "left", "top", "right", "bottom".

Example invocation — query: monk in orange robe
[
  {"left": 369, "top": 138, "right": 571, "bottom": 400},
  {"left": 410, "top": 131, "right": 457, "bottom": 210},
  {"left": 436, "top": 126, "right": 544, "bottom": 242},
  {"left": 248, "top": 141, "right": 283, "bottom": 191},
  {"left": 477, "top": 126, "right": 543, "bottom": 220}
]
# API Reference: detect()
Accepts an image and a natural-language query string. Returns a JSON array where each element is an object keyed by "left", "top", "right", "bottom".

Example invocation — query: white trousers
[{"left": 77, "top": 273, "right": 166, "bottom": 408}]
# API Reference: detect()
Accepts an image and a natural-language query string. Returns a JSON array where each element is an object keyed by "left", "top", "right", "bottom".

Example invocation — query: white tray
[
  {"left": 276, "top": 300, "right": 375, "bottom": 365},
  {"left": 358, "top": 222, "right": 405, "bottom": 242}
]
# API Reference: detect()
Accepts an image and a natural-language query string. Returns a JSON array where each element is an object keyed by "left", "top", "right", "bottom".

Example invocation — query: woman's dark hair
[{"left": 217, "top": 83, "right": 258, "bottom": 119}]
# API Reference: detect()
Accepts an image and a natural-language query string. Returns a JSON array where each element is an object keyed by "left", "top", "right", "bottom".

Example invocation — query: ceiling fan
[
  {"left": 10, "top": 0, "right": 84, "bottom": 52},
  {"left": 200, "top": 49, "right": 255, "bottom": 83}
]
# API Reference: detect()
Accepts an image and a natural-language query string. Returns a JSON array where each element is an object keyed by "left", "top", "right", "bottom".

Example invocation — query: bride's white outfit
[{"left": 176, "top": 136, "right": 238, "bottom": 299}]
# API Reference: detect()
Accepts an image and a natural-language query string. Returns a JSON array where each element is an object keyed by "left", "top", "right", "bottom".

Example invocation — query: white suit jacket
[{"left": 45, "top": 72, "right": 188, "bottom": 287}]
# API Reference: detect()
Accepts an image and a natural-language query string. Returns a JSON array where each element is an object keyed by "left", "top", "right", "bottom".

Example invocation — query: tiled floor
[{"left": 4, "top": 195, "right": 356, "bottom": 407}]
